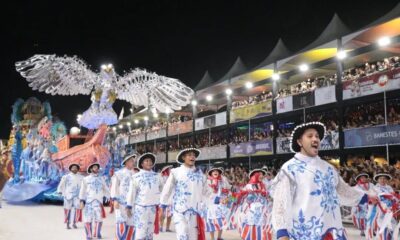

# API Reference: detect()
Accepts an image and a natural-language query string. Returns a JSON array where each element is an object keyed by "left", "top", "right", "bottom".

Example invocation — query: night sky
[{"left": 1, "top": 0, "right": 398, "bottom": 138}]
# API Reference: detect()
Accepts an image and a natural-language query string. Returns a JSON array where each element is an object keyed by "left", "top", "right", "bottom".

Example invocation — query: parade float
[
  {"left": 2, "top": 54, "right": 193, "bottom": 203},
  {"left": 2, "top": 97, "right": 68, "bottom": 202}
]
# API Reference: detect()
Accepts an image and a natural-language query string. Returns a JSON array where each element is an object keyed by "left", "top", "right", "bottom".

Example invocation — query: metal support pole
[
  {"left": 336, "top": 38, "right": 345, "bottom": 165},
  {"left": 386, "top": 144, "right": 390, "bottom": 164},
  {"left": 384, "top": 91, "right": 388, "bottom": 125},
  {"left": 272, "top": 62, "right": 278, "bottom": 159},
  {"left": 166, "top": 113, "right": 169, "bottom": 163},
  {"left": 192, "top": 92, "right": 197, "bottom": 146},
  {"left": 226, "top": 79, "right": 232, "bottom": 162},
  {"left": 248, "top": 119, "right": 251, "bottom": 169},
  {"left": 384, "top": 91, "right": 389, "bottom": 164},
  {"left": 209, "top": 127, "right": 211, "bottom": 166}
]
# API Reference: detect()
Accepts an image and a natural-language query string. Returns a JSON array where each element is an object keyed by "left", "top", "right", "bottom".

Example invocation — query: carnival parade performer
[
  {"left": 110, "top": 153, "right": 137, "bottom": 240},
  {"left": 369, "top": 172, "right": 398, "bottom": 240},
  {"left": 57, "top": 163, "right": 84, "bottom": 229},
  {"left": 160, "top": 148, "right": 212, "bottom": 240},
  {"left": 271, "top": 121, "right": 377, "bottom": 240},
  {"left": 79, "top": 162, "right": 110, "bottom": 240},
  {"left": 159, "top": 165, "right": 174, "bottom": 232},
  {"left": 351, "top": 172, "right": 375, "bottom": 236},
  {"left": 261, "top": 167, "right": 273, "bottom": 192},
  {"left": 230, "top": 169, "right": 272, "bottom": 240},
  {"left": 126, "top": 152, "right": 163, "bottom": 240},
  {"left": 205, "top": 167, "right": 232, "bottom": 240}
]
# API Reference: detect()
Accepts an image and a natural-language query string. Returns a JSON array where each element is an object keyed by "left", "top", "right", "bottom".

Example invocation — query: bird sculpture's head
[
  {"left": 101, "top": 64, "right": 114, "bottom": 73},
  {"left": 100, "top": 64, "right": 116, "bottom": 87}
]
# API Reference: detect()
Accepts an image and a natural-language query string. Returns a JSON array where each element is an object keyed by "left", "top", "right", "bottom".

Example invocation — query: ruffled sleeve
[
  {"left": 337, "top": 175, "right": 366, "bottom": 206},
  {"left": 271, "top": 170, "right": 293, "bottom": 238}
]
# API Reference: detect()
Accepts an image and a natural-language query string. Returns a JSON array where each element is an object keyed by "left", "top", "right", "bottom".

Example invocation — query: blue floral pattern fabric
[
  {"left": 290, "top": 210, "right": 324, "bottom": 240},
  {"left": 310, "top": 168, "right": 340, "bottom": 218},
  {"left": 272, "top": 153, "right": 365, "bottom": 240}
]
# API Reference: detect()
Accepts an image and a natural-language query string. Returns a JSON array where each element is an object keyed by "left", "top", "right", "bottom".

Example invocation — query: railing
[
  {"left": 155, "top": 152, "right": 167, "bottom": 163},
  {"left": 168, "top": 121, "right": 193, "bottom": 136},
  {"left": 147, "top": 128, "right": 167, "bottom": 140},
  {"left": 129, "top": 133, "right": 145, "bottom": 144}
]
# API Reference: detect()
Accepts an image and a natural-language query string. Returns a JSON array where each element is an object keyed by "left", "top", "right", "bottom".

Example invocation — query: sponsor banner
[
  {"left": 168, "top": 121, "right": 193, "bottom": 136},
  {"left": 156, "top": 152, "right": 166, "bottom": 163},
  {"left": 320, "top": 130, "right": 339, "bottom": 150},
  {"left": 293, "top": 92, "right": 315, "bottom": 109},
  {"left": 195, "top": 112, "right": 227, "bottom": 131},
  {"left": 230, "top": 100, "right": 272, "bottom": 123},
  {"left": 197, "top": 146, "right": 227, "bottom": 160},
  {"left": 195, "top": 118, "right": 203, "bottom": 130},
  {"left": 229, "top": 139, "right": 273, "bottom": 158},
  {"left": 315, "top": 85, "right": 336, "bottom": 106},
  {"left": 204, "top": 115, "right": 216, "bottom": 128},
  {"left": 276, "top": 137, "right": 291, "bottom": 154},
  {"left": 343, "top": 68, "right": 400, "bottom": 100},
  {"left": 147, "top": 128, "right": 167, "bottom": 140},
  {"left": 129, "top": 133, "right": 145, "bottom": 144},
  {"left": 344, "top": 125, "right": 400, "bottom": 148},
  {"left": 216, "top": 112, "right": 227, "bottom": 126},
  {"left": 276, "top": 96, "right": 293, "bottom": 113}
]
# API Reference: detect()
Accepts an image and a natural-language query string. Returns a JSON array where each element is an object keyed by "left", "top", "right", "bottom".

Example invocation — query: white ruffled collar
[{"left": 294, "top": 152, "right": 321, "bottom": 163}]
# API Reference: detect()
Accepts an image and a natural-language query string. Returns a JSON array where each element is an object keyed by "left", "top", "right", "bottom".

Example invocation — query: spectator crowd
[{"left": 232, "top": 91, "right": 273, "bottom": 109}]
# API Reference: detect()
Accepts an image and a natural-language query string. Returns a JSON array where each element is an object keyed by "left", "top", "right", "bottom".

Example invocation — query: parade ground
[{"left": 0, "top": 201, "right": 361, "bottom": 240}]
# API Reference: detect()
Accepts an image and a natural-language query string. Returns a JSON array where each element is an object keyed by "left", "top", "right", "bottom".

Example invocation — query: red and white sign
[{"left": 342, "top": 68, "right": 400, "bottom": 100}]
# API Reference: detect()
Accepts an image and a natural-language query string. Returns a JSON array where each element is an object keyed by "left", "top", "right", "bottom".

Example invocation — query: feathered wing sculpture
[{"left": 16, "top": 54, "right": 194, "bottom": 129}]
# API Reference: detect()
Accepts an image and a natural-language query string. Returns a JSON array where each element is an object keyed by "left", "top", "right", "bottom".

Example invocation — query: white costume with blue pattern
[
  {"left": 205, "top": 176, "right": 231, "bottom": 232},
  {"left": 271, "top": 153, "right": 366, "bottom": 239},
  {"left": 111, "top": 168, "right": 135, "bottom": 225},
  {"left": 58, "top": 172, "right": 83, "bottom": 208},
  {"left": 126, "top": 169, "right": 163, "bottom": 240},
  {"left": 57, "top": 172, "right": 84, "bottom": 224},
  {"left": 160, "top": 165, "right": 212, "bottom": 240},
  {"left": 373, "top": 183, "right": 396, "bottom": 240},
  {"left": 79, "top": 173, "right": 110, "bottom": 223}
]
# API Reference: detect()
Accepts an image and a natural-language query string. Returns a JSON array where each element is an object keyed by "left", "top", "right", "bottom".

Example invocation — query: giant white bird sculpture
[{"left": 15, "top": 55, "right": 194, "bottom": 129}]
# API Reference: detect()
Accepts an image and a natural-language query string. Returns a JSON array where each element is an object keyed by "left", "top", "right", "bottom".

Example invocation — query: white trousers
[
  {"left": 173, "top": 210, "right": 199, "bottom": 240},
  {"left": 115, "top": 204, "right": 134, "bottom": 226},
  {"left": 133, "top": 205, "right": 157, "bottom": 240},
  {"left": 83, "top": 200, "right": 103, "bottom": 223}
]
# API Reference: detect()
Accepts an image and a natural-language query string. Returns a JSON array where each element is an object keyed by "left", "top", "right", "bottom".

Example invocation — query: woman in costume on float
[
  {"left": 230, "top": 168, "right": 273, "bottom": 240},
  {"left": 205, "top": 167, "right": 232, "bottom": 240}
]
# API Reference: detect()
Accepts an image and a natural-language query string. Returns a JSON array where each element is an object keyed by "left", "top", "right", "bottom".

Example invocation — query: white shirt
[
  {"left": 57, "top": 172, "right": 84, "bottom": 200},
  {"left": 160, "top": 165, "right": 211, "bottom": 214},
  {"left": 110, "top": 168, "right": 135, "bottom": 205},
  {"left": 160, "top": 174, "right": 173, "bottom": 205},
  {"left": 79, "top": 173, "right": 110, "bottom": 204},
  {"left": 374, "top": 183, "right": 394, "bottom": 194},
  {"left": 126, "top": 169, "right": 163, "bottom": 207}
]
